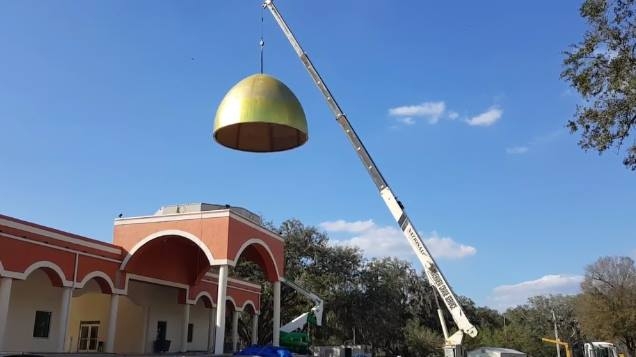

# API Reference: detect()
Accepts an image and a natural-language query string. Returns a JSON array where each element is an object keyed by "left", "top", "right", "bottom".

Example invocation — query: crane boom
[{"left": 263, "top": 0, "right": 478, "bottom": 345}]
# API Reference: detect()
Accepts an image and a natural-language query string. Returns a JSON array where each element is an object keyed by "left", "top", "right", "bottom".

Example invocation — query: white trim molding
[
  {"left": 191, "top": 291, "right": 217, "bottom": 308},
  {"left": 3, "top": 260, "right": 73, "bottom": 287},
  {"left": 225, "top": 295, "right": 242, "bottom": 311},
  {"left": 232, "top": 238, "right": 281, "bottom": 280},
  {"left": 77, "top": 271, "right": 116, "bottom": 293},
  {"left": 124, "top": 273, "right": 190, "bottom": 292},
  {"left": 228, "top": 213, "right": 284, "bottom": 243},
  {"left": 114, "top": 210, "right": 229, "bottom": 226},
  {"left": 241, "top": 299, "right": 259, "bottom": 314},
  {"left": 0, "top": 232, "right": 122, "bottom": 263},
  {"left": 205, "top": 273, "right": 261, "bottom": 290},
  {"left": 0, "top": 217, "right": 121, "bottom": 255},
  {"left": 120, "top": 229, "right": 215, "bottom": 270}
]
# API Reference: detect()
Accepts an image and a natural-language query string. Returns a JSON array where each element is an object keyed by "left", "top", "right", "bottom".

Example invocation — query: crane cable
[{"left": 259, "top": 6, "right": 265, "bottom": 73}]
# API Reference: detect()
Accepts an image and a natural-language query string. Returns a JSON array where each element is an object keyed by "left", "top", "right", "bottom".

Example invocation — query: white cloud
[
  {"left": 320, "top": 219, "right": 375, "bottom": 233},
  {"left": 466, "top": 106, "right": 503, "bottom": 127},
  {"left": 389, "top": 101, "right": 446, "bottom": 124},
  {"left": 321, "top": 219, "right": 476, "bottom": 260},
  {"left": 398, "top": 117, "right": 415, "bottom": 125},
  {"left": 448, "top": 111, "right": 459, "bottom": 120},
  {"left": 488, "top": 274, "right": 583, "bottom": 311},
  {"left": 506, "top": 146, "right": 529, "bottom": 155}
]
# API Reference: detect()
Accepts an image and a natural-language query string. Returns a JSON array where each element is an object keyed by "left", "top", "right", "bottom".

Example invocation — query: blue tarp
[{"left": 235, "top": 345, "right": 293, "bottom": 357}]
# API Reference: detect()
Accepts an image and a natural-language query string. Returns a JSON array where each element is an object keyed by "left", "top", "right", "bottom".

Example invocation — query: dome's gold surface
[{"left": 213, "top": 73, "right": 308, "bottom": 152}]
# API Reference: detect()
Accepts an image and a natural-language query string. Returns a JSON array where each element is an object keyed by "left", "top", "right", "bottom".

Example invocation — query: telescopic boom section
[{"left": 263, "top": 0, "right": 478, "bottom": 340}]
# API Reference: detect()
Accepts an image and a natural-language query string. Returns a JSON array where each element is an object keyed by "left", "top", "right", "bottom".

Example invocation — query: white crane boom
[
  {"left": 263, "top": 0, "right": 478, "bottom": 353},
  {"left": 280, "top": 278, "right": 324, "bottom": 332}
]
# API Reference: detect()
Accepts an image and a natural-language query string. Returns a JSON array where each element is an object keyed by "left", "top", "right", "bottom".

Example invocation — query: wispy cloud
[
  {"left": 465, "top": 106, "right": 503, "bottom": 127},
  {"left": 506, "top": 129, "right": 564, "bottom": 156},
  {"left": 506, "top": 146, "right": 529, "bottom": 155},
  {"left": 398, "top": 117, "right": 415, "bottom": 125},
  {"left": 388, "top": 101, "right": 503, "bottom": 127},
  {"left": 488, "top": 274, "right": 583, "bottom": 311},
  {"left": 320, "top": 219, "right": 476, "bottom": 260},
  {"left": 389, "top": 101, "right": 446, "bottom": 124}
]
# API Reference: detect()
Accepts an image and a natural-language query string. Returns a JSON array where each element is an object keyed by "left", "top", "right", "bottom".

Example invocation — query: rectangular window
[
  {"left": 187, "top": 323, "right": 193, "bottom": 343},
  {"left": 78, "top": 321, "right": 100, "bottom": 352},
  {"left": 33, "top": 311, "right": 52, "bottom": 338}
]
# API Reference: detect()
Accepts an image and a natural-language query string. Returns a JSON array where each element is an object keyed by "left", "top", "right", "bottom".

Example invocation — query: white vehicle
[
  {"left": 584, "top": 342, "right": 620, "bottom": 357},
  {"left": 262, "top": 2, "right": 478, "bottom": 356}
]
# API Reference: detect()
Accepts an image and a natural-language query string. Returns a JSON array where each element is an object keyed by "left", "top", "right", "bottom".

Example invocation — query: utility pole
[{"left": 552, "top": 309, "right": 561, "bottom": 357}]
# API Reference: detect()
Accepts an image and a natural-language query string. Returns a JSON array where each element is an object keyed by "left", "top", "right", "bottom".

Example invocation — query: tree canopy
[
  {"left": 577, "top": 256, "right": 636, "bottom": 356},
  {"left": 233, "top": 219, "right": 634, "bottom": 357},
  {"left": 562, "top": 0, "right": 636, "bottom": 169}
]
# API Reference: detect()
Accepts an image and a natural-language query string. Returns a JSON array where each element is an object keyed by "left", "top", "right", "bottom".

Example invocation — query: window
[
  {"left": 78, "top": 321, "right": 100, "bottom": 352},
  {"left": 33, "top": 311, "right": 51, "bottom": 338},
  {"left": 187, "top": 323, "right": 193, "bottom": 343}
]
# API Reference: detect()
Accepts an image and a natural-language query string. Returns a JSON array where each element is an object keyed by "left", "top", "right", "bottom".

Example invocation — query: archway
[{"left": 3, "top": 263, "right": 69, "bottom": 352}]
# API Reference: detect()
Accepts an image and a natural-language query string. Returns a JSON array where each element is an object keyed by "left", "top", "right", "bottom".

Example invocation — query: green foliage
[
  {"left": 577, "top": 256, "right": 636, "bottom": 356},
  {"left": 561, "top": 0, "right": 636, "bottom": 169},
  {"left": 232, "top": 218, "right": 634, "bottom": 357},
  {"left": 404, "top": 319, "right": 444, "bottom": 357}
]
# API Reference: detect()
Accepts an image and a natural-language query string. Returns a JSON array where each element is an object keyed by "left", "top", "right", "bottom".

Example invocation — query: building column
[
  {"left": 208, "top": 307, "right": 216, "bottom": 352},
  {"left": 181, "top": 303, "right": 191, "bottom": 352},
  {"left": 0, "top": 277, "right": 13, "bottom": 352},
  {"left": 105, "top": 294, "right": 120, "bottom": 353},
  {"left": 232, "top": 310, "right": 239, "bottom": 352},
  {"left": 251, "top": 313, "right": 259, "bottom": 345},
  {"left": 57, "top": 286, "right": 72, "bottom": 352},
  {"left": 214, "top": 265, "right": 229, "bottom": 355},
  {"left": 273, "top": 280, "right": 281, "bottom": 347},
  {"left": 140, "top": 306, "right": 149, "bottom": 353}
]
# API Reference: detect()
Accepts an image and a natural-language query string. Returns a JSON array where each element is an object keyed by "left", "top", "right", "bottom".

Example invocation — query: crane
[
  {"left": 262, "top": 1, "right": 478, "bottom": 356},
  {"left": 279, "top": 278, "right": 324, "bottom": 354}
]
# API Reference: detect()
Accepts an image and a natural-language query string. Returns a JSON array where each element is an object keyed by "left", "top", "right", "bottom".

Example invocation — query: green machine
[{"left": 279, "top": 279, "right": 323, "bottom": 354}]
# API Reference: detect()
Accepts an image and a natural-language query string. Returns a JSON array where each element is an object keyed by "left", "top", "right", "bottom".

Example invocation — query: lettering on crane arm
[{"left": 402, "top": 221, "right": 458, "bottom": 310}]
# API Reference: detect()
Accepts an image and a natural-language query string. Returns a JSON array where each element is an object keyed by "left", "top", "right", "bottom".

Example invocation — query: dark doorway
[{"left": 156, "top": 321, "right": 167, "bottom": 341}]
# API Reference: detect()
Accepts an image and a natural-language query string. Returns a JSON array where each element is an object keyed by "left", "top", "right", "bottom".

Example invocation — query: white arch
[
  {"left": 232, "top": 238, "right": 281, "bottom": 279},
  {"left": 22, "top": 261, "right": 70, "bottom": 286},
  {"left": 120, "top": 229, "right": 215, "bottom": 270},
  {"left": 241, "top": 299, "right": 259, "bottom": 314},
  {"left": 225, "top": 295, "right": 242, "bottom": 311},
  {"left": 193, "top": 291, "right": 216, "bottom": 307},
  {"left": 77, "top": 271, "right": 116, "bottom": 293}
]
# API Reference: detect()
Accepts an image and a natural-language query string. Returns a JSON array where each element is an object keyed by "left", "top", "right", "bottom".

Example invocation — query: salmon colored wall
[
  {"left": 76, "top": 255, "right": 120, "bottom": 291},
  {"left": 114, "top": 217, "right": 230, "bottom": 261},
  {"left": 1, "top": 213, "right": 269, "bottom": 308},
  {"left": 125, "top": 236, "right": 210, "bottom": 285},
  {"left": 227, "top": 217, "right": 284, "bottom": 281},
  {"left": 0, "top": 238, "right": 75, "bottom": 281},
  {"left": 0, "top": 215, "right": 121, "bottom": 260},
  {"left": 227, "top": 284, "right": 261, "bottom": 311},
  {"left": 189, "top": 280, "right": 218, "bottom": 302}
]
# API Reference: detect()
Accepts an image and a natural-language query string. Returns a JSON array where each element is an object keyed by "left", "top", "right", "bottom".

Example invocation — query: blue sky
[{"left": 1, "top": 1, "right": 634, "bottom": 311}]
